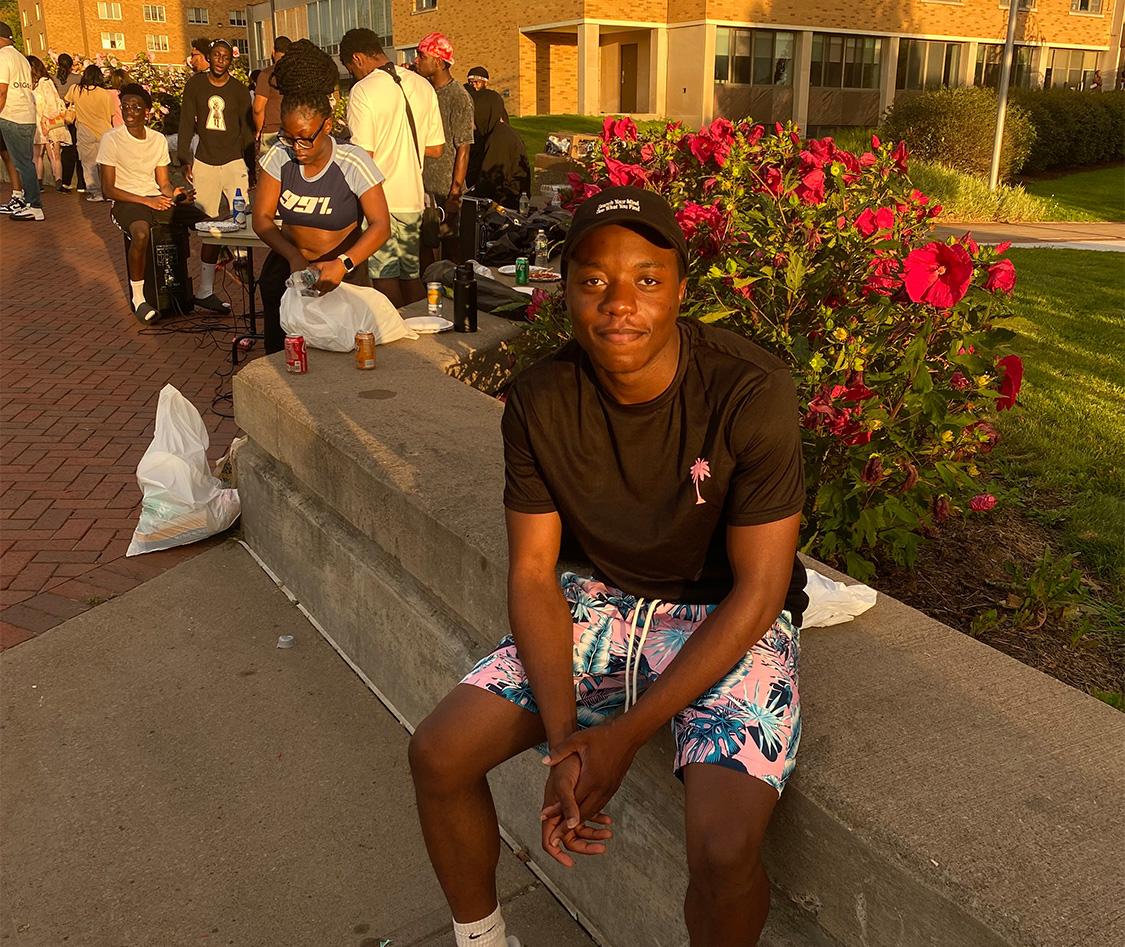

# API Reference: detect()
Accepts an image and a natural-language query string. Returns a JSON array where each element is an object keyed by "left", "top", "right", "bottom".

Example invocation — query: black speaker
[
  {"left": 458, "top": 196, "right": 489, "bottom": 262},
  {"left": 122, "top": 222, "right": 193, "bottom": 319}
]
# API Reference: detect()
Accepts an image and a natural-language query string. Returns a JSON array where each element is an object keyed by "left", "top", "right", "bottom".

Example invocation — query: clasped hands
[{"left": 538, "top": 720, "right": 637, "bottom": 869}]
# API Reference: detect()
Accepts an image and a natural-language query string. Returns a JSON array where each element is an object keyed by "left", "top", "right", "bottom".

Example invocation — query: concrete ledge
[{"left": 233, "top": 323, "right": 1125, "bottom": 947}]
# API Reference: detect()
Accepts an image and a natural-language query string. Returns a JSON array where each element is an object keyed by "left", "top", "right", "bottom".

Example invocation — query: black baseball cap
[
  {"left": 467, "top": 66, "right": 489, "bottom": 79},
  {"left": 561, "top": 186, "right": 689, "bottom": 278},
  {"left": 0, "top": 22, "right": 14, "bottom": 40}
]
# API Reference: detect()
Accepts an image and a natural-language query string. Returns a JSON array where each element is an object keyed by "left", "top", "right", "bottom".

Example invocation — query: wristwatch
[{"left": 337, "top": 254, "right": 355, "bottom": 273}]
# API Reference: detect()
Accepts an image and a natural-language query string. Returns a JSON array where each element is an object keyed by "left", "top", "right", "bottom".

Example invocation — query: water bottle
[
  {"left": 518, "top": 192, "right": 530, "bottom": 216},
  {"left": 533, "top": 229, "right": 549, "bottom": 269},
  {"left": 285, "top": 267, "right": 321, "bottom": 297},
  {"left": 232, "top": 187, "right": 247, "bottom": 228},
  {"left": 452, "top": 262, "right": 478, "bottom": 333}
]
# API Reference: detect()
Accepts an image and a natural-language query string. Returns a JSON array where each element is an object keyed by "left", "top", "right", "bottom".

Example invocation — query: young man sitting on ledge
[
  {"left": 409, "top": 186, "right": 809, "bottom": 946},
  {"left": 98, "top": 83, "right": 206, "bottom": 324}
]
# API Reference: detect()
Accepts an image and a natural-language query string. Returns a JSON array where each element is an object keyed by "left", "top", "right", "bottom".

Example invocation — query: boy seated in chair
[{"left": 97, "top": 83, "right": 205, "bottom": 323}]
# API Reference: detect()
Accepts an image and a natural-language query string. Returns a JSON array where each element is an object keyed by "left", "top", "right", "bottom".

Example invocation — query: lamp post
[{"left": 989, "top": 0, "right": 1021, "bottom": 190}]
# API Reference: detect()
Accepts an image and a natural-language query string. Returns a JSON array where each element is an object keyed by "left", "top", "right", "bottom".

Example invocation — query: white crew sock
[
  {"left": 199, "top": 262, "right": 217, "bottom": 297},
  {"left": 11, "top": 189, "right": 23, "bottom": 200},
  {"left": 453, "top": 904, "right": 507, "bottom": 947},
  {"left": 130, "top": 279, "right": 146, "bottom": 308}
]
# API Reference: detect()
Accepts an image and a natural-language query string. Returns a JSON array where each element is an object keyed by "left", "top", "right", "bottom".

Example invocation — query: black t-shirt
[{"left": 503, "top": 319, "right": 808, "bottom": 622}]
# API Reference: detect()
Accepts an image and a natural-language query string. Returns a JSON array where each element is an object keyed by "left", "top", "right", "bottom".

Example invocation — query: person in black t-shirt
[{"left": 409, "top": 187, "right": 806, "bottom": 947}]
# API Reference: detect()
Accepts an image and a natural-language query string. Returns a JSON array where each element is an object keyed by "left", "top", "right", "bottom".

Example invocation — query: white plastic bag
[
  {"left": 126, "top": 385, "right": 241, "bottom": 556},
  {"left": 801, "top": 568, "right": 878, "bottom": 628},
  {"left": 279, "top": 282, "right": 419, "bottom": 352}
]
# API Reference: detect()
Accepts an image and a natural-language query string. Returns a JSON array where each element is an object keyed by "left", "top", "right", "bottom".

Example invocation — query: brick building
[{"left": 16, "top": 0, "right": 251, "bottom": 69}]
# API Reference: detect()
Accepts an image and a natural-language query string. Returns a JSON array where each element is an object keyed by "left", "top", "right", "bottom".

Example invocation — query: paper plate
[
  {"left": 512, "top": 286, "right": 534, "bottom": 295},
  {"left": 497, "top": 264, "right": 517, "bottom": 276},
  {"left": 403, "top": 315, "right": 454, "bottom": 334},
  {"left": 194, "top": 219, "right": 242, "bottom": 233}
]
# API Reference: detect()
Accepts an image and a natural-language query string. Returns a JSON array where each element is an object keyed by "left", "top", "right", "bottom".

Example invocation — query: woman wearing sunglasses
[{"left": 254, "top": 40, "right": 392, "bottom": 354}]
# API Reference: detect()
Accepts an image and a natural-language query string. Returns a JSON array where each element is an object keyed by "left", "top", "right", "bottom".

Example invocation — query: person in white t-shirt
[
  {"left": 341, "top": 28, "right": 444, "bottom": 307},
  {"left": 97, "top": 83, "right": 206, "bottom": 324},
  {"left": 0, "top": 21, "right": 42, "bottom": 221}
]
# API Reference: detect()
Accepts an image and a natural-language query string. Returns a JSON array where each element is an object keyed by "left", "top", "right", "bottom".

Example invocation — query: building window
[
  {"left": 1070, "top": 0, "right": 1103, "bottom": 12},
  {"left": 187, "top": 8, "right": 209, "bottom": 24},
  {"left": 21, "top": 10, "right": 27, "bottom": 25},
  {"left": 974, "top": 44, "right": 1033, "bottom": 88},
  {"left": 39, "top": 32, "right": 44, "bottom": 50},
  {"left": 101, "top": 32, "right": 125, "bottom": 49},
  {"left": 1044, "top": 48, "right": 1100, "bottom": 89},
  {"left": 896, "top": 40, "right": 963, "bottom": 91},
  {"left": 97, "top": 2, "right": 122, "bottom": 20},
  {"left": 715, "top": 28, "right": 794, "bottom": 86},
  {"left": 143, "top": 4, "right": 166, "bottom": 22},
  {"left": 34, "top": 2, "right": 40, "bottom": 18},
  {"left": 146, "top": 34, "right": 169, "bottom": 52},
  {"left": 999, "top": 0, "right": 1035, "bottom": 8},
  {"left": 416, "top": 0, "right": 437, "bottom": 10},
  {"left": 811, "top": 33, "right": 881, "bottom": 89},
  {"left": 233, "top": 38, "right": 249, "bottom": 57},
  {"left": 229, "top": 10, "right": 248, "bottom": 27}
]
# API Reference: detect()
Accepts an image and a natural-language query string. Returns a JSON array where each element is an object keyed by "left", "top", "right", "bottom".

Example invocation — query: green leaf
[
  {"left": 785, "top": 254, "right": 807, "bottom": 293},
  {"left": 699, "top": 308, "right": 735, "bottom": 324}
]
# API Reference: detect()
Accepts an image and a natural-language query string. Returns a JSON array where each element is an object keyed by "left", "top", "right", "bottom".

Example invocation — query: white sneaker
[
  {"left": 507, "top": 938, "right": 522, "bottom": 947},
  {"left": 11, "top": 205, "right": 44, "bottom": 221},
  {"left": 85, "top": 194, "right": 106, "bottom": 203},
  {"left": 0, "top": 195, "right": 27, "bottom": 215}
]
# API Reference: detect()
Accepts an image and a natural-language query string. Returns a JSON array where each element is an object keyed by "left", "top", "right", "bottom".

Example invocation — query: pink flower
[
  {"left": 601, "top": 115, "right": 637, "bottom": 143},
  {"left": 902, "top": 241, "right": 973, "bottom": 309},
  {"left": 996, "top": 355, "right": 1023, "bottom": 411},
  {"left": 525, "top": 288, "right": 550, "bottom": 322},
  {"left": 985, "top": 258, "right": 1016, "bottom": 294},
  {"left": 949, "top": 371, "right": 971, "bottom": 391},
  {"left": 969, "top": 494, "right": 997, "bottom": 512},
  {"left": 855, "top": 207, "right": 895, "bottom": 238}
]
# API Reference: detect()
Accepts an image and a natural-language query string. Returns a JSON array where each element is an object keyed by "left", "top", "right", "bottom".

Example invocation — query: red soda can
[
  {"left": 355, "top": 331, "right": 376, "bottom": 370},
  {"left": 284, "top": 334, "right": 308, "bottom": 374}
]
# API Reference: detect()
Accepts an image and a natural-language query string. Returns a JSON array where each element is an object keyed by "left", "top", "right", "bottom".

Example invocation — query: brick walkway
[{"left": 1, "top": 189, "right": 263, "bottom": 649}]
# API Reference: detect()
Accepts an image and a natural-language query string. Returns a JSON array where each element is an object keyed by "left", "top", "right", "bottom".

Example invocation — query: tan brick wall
[
  {"left": 22, "top": 0, "right": 251, "bottom": 69},
  {"left": 699, "top": 0, "right": 1117, "bottom": 49}
]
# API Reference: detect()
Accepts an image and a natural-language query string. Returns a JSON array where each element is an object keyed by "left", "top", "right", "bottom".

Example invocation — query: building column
[
  {"left": 698, "top": 24, "right": 717, "bottom": 124},
  {"left": 650, "top": 26, "right": 668, "bottom": 118},
  {"left": 879, "top": 36, "right": 900, "bottom": 119},
  {"left": 962, "top": 41, "right": 979, "bottom": 87},
  {"left": 1030, "top": 45, "right": 1048, "bottom": 89},
  {"left": 577, "top": 22, "right": 601, "bottom": 116},
  {"left": 792, "top": 30, "right": 813, "bottom": 130}
]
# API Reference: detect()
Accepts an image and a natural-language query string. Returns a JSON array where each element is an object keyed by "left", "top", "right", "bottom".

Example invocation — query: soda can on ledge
[
  {"left": 355, "top": 331, "right": 376, "bottom": 370},
  {"left": 426, "top": 281, "right": 443, "bottom": 315},
  {"left": 514, "top": 257, "right": 529, "bottom": 286},
  {"left": 284, "top": 334, "right": 308, "bottom": 374}
]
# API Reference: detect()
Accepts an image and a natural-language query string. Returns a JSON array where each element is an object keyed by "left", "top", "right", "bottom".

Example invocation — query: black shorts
[{"left": 110, "top": 200, "right": 207, "bottom": 233}]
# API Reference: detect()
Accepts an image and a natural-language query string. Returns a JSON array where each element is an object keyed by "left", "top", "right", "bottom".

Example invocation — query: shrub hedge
[
  {"left": 1013, "top": 89, "right": 1125, "bottom": 173},
  {"left": 879, "top": 87, "right": 1035, "bottom": 181}
]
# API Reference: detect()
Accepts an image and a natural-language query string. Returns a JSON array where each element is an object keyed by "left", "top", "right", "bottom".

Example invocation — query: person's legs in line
[
  {"left": 258, "top": 250, "right": 292, "bottom": 354},
  {"left": 409, "top": 684, "right": 546, "bottom": 921},
  {"left": 682, "top": 764, "right": 779, "bottom": 946},
  {"left": 370, "top": 214, "right": 406, "bottom": 308},
  {"left": 397, "top": 211, "right": 425, "bottom": 305},
  {"left": 76, "top": 125, "right": 102, "bottom": 200},
  {"left": 0, "top": 124, "right": 23, "bottom": 210},
  {"left": 32, "top": 142, "right": 43, "bottom": 182},
  {"left": 3, "top": 121, "right": 42, "bottom": 218},
  {"left": 46, "top": 140, "right": 64, "bottom": 187}
]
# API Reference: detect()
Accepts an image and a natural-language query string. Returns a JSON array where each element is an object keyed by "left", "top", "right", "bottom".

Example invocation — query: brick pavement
[{"left": 1, "top": 188, "right": 264, "bottom": 649}]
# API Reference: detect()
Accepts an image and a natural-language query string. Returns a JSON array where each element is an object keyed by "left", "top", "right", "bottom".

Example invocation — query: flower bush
[{"left": 503, "top": 117, "right": 1024, "bottom": 579}]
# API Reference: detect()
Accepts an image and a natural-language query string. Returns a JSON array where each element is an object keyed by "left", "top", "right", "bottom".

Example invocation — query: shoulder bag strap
[{"left": 378, "top": 62, "right": 422, "bottom": 169}]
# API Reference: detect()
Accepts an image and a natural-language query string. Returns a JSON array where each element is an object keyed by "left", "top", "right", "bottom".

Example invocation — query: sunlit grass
[
  {"left": 1020, "top": 165, "right": 1125, "bottom": 223},
  {"left": 907, "top": 160, "right": 1087, "bottom": 222},
  {"left": 996, "top": 249, "right": 1125, "bottom": 588}
]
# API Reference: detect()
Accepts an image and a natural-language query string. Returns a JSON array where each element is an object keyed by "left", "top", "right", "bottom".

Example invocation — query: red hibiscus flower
[
  {"left": 796, "top": 167, "right": 826, "bottom": 205},
  {"left": 871, "top": 134, "right": 881, "bottom": 149},
  {"left": 744, "top": 123, "right": 765, "bottom": 145},
  {"left": 804, "top": 381, "right": 877, "bottom": 445},
  {"left": 969, "top": 494, "right": 997, "bottom": 512},
  {"left": 601, "top": 115, "right": 637, "bottom": 143},
  {"left": 564, "top": 172, "right": 602, "bottom": 210},
  {"left": 902, "top": 241, "right": 973, "bottom": 309},
  {"left": 855, "top": 207, "right": 895, "bottom": 238},
  {"left": 949, "top": 371, "right": 971, "bottom": 391},
  {"left": 675, "top": 201, "right": 728, "bottom": 256},
  {"left": 859, "top": 150, "right": 877, "bottom": 168},
  {"left": 525, "top": 288, "right": 550, "bottom": 322},
  {"left": 863, "top": 252, "right": 902, "bottom": 297},
  {"left": 985, "top": 258, "right": 1017, "bottom": 294},
  {"left": 602, "top": 152, "right": 650, "bottom": 188},
  {"left": 802, "top": 137, "right": 835, "bottom": 168},
  {"left": 995, "top": 355, "right": 1023, "bottom": 411},
  {"left": 891, "top": 140, "right": 909, "bottom": 172}
]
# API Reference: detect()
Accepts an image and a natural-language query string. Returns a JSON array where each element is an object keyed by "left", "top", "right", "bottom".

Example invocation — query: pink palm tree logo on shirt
[{"left": 690, "top": 458, "right": 711, "bottom": 505}]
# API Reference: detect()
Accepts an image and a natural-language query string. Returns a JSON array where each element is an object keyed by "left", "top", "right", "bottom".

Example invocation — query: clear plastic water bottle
[
  {"left": 518, "top": 192, "right": 530, "bottom": 216},
  {"left": 533, "top": 229, "right": 549, "bottom": 269},
  {"left": 285, "top": 267, "right": 321, "bottom": 296},
  {"left": 232, "top": 187, "right": 247, "bottom": 228}
]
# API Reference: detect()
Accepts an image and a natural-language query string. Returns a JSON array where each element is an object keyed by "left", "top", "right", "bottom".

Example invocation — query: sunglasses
[{"left": 278, "top": 117, "right": 329, "bottom": 151}]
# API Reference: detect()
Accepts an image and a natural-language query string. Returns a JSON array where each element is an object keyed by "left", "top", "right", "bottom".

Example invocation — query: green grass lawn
[
  {"left": 996, "top": 248, "right": 1125, "bottom": 588},
  {"left": 1019, "top": 165, "right": 1125, "bottom": 223},
  {"left": 509, "top": 114, "right": 605, "bottom": 164}
]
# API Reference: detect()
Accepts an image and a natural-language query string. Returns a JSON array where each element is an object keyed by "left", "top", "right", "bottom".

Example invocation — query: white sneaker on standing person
[
  {"left": 0, "top": 21, "right": 43, "bottom": 221},
  {"left": 340, "top": 28, "right": 444, "bottom": 308},
  {"left": 178, "top": 38, "right": 253, "bottom": 313}
]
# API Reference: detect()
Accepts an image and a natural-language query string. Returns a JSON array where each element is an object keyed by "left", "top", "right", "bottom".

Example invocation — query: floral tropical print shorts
[{"left": 461, "top": 572, "right": 802, "bottom": 795}]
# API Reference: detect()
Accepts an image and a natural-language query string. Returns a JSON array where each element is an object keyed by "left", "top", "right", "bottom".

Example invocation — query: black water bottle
[{"left": 453, "top": 262, "right": 478, "bottom": 333}]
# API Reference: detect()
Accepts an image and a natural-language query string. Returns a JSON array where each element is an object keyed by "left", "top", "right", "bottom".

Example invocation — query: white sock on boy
[
  {"left": 452, "top": 903, "right": 508, "bottom": 947},
  {"left": 130, "top": 279, "right": 146, "bottom": 308}
]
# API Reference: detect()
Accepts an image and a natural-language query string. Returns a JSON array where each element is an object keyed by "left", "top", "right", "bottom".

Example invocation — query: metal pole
[{"left": 989, "top": 0, "right": 1021, "bottom": 190}]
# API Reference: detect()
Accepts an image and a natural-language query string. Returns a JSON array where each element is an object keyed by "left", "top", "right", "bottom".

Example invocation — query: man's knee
[
  {"left": 408, "top": 714, "right": 469, "bottom": 792},
  {"left": 687, "top": 824, "right": 764, "bottom": 900}
]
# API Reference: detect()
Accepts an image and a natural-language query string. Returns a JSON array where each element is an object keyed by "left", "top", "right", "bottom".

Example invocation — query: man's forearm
[
  {"left": 615, "top": 588, "right": 780, "bottom": 751},
  {"left": 450, "top": 143, "right": 471, "bottom": 196},
  {"left": 508, "top": 572, "right": 578, "bottom": 746}
]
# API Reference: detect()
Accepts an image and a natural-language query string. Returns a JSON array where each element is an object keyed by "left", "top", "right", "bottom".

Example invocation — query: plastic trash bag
[
  {"left": 280, "top": 282, "right": 419, "bottom": 352},
  {"left": 801, "top": 568, "right": 878, "bottom": 628},
  {"left": 126, "top": 385, "right": 241, "bottom": 556}
]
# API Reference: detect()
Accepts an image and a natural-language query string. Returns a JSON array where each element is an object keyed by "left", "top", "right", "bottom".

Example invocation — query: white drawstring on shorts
[{"left": 623, "top": 598, "right": 661, "bottom": 711}]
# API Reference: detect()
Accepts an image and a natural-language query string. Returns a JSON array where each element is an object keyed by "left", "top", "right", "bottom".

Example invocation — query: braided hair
[{"left": 272, "top": 39, "right": 338, "bottom": 120}]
